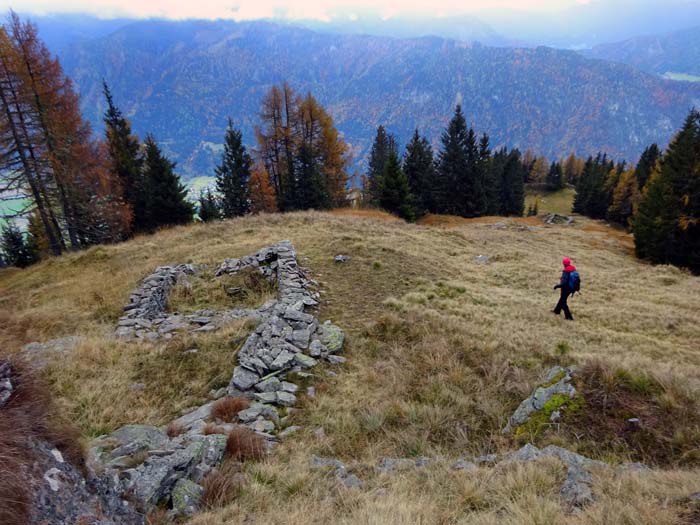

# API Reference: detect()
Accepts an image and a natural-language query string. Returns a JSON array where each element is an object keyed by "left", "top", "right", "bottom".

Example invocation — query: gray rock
[
  {"left": 308, "top": 339, "right": 325, "bottom": 357},
  {"left": 341, "top": 473, "right": 363, "bottom": 488},
  {"left": 334, "top": 255, "right": 350, "bottom": 263},
  {"left": 0, "top": 361, "right": 12, "bottom": 407},
  {"left": 126, "top": 440, "right": 204, "bottom": 510},
  {"left": 306, "top": 386, "right": 316, "bottom": 398},
  {"left": 238, "top": 403, "right": 279, "bottom": 424},
  {"left": 170, "top": 479, "right": 204, "bottom": 516},
  {"left": 276, "top": 391, "right": 297, "bottom": 407},
  {"left": 109, "top": 425, "right": 169, "bottom": 452},
  {"left": 475, "top": 454, "right": 498, "bottom": 465},
  {"left": 249, "top": 418, "right": 275, "bottom": 433},
  {"left": 294, "top": 353, "right": 318, "bottom": 368},
  {"left": 254, "top": 392, "right": 277, "bottom": 404},
  {"left": 255, "top": 376, "right": 282, "bottom": 393},
  {"left": 451, "top": 459, "right": 477, "bottom": 471},
  {"left": 560, "top": 465, "right": 594, "bottom": 508},
  {"left": 326, "top": 355, "right": 346, "bottom": 365},
  {"left": 271, "top": 350, "right": 296, "bottom": 370},
  {"left": 503, "top": 366, "right": 576, "bottom": 433},
  {"left": 231, "top": 366, "right": 260, "bottom": 391},
  {"left": 474, "top": 255, "right": 491, "bottom": 264},
  {"left": 311, "top": 456, "right": 345, "bottom": 469},
  {"left": 280, "top": 381, "right": 298, "bottom": 394},
  {"left": 171, "top": 401, "right": 216, "bottom": 430},
  {"left": 506, "top": 444, "right": 542, "bottom": 462},
  {"left": 317, "top": 322, "right": 345, "bottom": 353},
  {"left": 377, "top": 458, "right": 420, "bottom": 473}
]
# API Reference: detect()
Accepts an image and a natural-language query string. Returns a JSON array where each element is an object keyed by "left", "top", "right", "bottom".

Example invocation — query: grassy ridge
[{"left": 1, "top": 210, "right": 699, "bottom": 523}]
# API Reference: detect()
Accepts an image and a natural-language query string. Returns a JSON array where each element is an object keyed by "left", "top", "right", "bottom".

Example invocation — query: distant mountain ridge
[
  {"left": 51, "top": 18, "right": 700, "bottom": 179},
  {"left": 586, "top": 26, "right": 700, "bottom": 77}
]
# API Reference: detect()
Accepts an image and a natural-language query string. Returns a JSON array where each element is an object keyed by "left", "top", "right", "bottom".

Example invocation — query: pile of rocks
[
  {"left": 89, "top": 424, "right": 228, "bottom": 518},
  {"left": 94, "top": 242, "right": 345, "bottom": 516},
  {"left": 543, "top": 213, "right": 575, "bottom": 225}
]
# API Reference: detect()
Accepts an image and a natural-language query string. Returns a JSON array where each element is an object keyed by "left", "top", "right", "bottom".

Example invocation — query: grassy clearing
[
  {"left": 1, "top": 210, "right": 700, "bottom": 522},
  {"left": 525, "top": 186, "right": 576, "bottom": 215},
  {"left": 168, "top": 267, "right": 276, "bottom": 313}
]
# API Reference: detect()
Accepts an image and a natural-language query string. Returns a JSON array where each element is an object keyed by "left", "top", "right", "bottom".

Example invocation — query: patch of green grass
[{"left": 524, "top": 186, "right": 575, "bottom": 216}]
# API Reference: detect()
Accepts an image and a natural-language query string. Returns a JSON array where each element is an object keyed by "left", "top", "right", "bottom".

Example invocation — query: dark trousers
[{"left": 554, "top": 290, "right": 574, "bottom": 320}]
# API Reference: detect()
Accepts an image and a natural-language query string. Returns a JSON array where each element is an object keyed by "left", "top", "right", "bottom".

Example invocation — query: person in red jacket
[{"left": 553, "top": 257, "right": 576, "bottom": 320}]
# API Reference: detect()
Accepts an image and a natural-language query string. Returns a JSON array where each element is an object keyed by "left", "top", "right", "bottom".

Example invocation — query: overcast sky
[{"left": 6, "top": 0, "right": 597, "bottom": 21}]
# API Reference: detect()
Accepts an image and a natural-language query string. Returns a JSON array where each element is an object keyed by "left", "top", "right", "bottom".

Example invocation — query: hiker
[{"left": 553, "top": 257, "right": 580, "bottom": 321}]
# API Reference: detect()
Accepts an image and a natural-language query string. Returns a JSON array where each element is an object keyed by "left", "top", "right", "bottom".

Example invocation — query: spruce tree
[
  {"left": 1, "top": 222, "right": 37, "bottom": 268},
  {"left": 103, "top": 81, "right": 144, "bottom": 232},
  {"left": 198, "top": 189, "right": 221, "bottom": 222},
  {"left": 294, "top": 141, "right": 329, "bottom": 210},
  {"left": 546, "top": 161, "right": 564, "bottom": 191},
  {"left": 215, "top": 119, "right": 251, "bottom": 218},
  {"left": 141, "top": 134, "right": 194, "bottom": 230},
  {"left": 633, "top": 109, "right": 700, "bottom": 273},
  {"left": 380, "top": 151, "right": 415, "bottom": 221},
  {"left": 499, "top": 149, "right": 526, "bottom": 216},
  {"left": 436, "top": 105, "right": 469, "bottom": 215},
  {"left": 634, "top": 144, "right": 660, "bottom": 190},
  {"left": 366, "top": 125, "right": 397, "bottom": 206},
  {"left": 403, "top": 129, "right": 435, "bottom": 216}
]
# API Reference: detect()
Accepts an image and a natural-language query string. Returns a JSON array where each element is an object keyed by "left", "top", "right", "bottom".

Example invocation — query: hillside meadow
[{"left": 1, "top": 209, "right": 700, "bottom": 524}]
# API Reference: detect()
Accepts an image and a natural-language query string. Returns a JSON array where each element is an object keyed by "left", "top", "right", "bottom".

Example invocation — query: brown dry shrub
[
  {"left": 225, "top": 427, "right": 266, "bottom": 462},
  {"left": 203, "top": 423, "right": 225, "bottom": 435},
  {"left": 211, "top": 396, "right": 250, "bottom": 423},
  {"left": 165, "top": 421, "right": 184, "bottom": 438},
  {"left": 0, "top": 358, "right": 84, "bottom": 525},
  {"left": 201, "top": 459, "right": 244, "bottom": 510}
]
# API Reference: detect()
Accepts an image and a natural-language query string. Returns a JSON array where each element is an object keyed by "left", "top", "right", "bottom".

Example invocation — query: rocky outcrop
[
  {"left": 0, "top": 360, "right": 143, "bottom": 525},
  {"left": 503, "top": 366, "right": 577, "bottom": 434}
]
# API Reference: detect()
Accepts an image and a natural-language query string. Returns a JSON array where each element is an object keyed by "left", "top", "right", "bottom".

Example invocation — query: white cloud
[{"left": 6, "top": 0, "right": 586, "bottom": 21}]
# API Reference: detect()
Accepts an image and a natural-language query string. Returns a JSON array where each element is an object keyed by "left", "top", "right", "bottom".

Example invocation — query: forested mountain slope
[{"left": 57, "top": 19, "right": 700, "bottom": 178}]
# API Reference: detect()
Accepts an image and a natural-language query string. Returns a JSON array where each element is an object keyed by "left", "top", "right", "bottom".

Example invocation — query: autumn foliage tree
[
  {"left": 248, "top": 163, "right": 277, "bottom": 213},
  {"left": 0, "top": 12, "right": 130, "bottom": 257},
  {"left": 255, "top": 82, "right": 350, "bottom": 211}
]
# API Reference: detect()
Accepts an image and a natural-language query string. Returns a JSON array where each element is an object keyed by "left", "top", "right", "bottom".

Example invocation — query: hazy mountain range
[
  {"left": 587, "top": 26, "right": 700, "bottom": 78},
  {"left": 36, "top": 17, "right": 700, "bottom": 180}
]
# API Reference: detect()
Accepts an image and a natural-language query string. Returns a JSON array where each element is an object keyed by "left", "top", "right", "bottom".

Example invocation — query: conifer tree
[
  {"left": 607, "top": 168, "right": 640, "bottom": 227},
  {"left": 546, "top": 161, "right": 564, "bottom": 191},
  {"left": 1, "top": 221, "right": 37, "bottom": 268},
  {"left": 634, "top": 143, "right": 660, "bottom": 190},
  {"left": 366, "top": 125, "right": 397, "bottom": 206},
  {"left": 436, "top": 105, "right": 469, "bottom": 215},
  {"left": 380, "top": 150, "right": 414, "bottom": 221},
  {"left": 633, "top": 109, "right": 700, "bottom": 273},
  {"left": 141, "top": 134, "right": 194, "bottom": 230},
  {"left": 215, "top": 119, "right": 251, "bottom": 218},
  {"left": 499, "top": 148, "right": 526, "bottom": 216},
  {"left": 103, "top": 81, "right": 143, "bottom": 231},
  {"left": 403, "top": 129, "right": 435, "bottom": 216},
  {"left": 198, "top": 189, "right": 220, "bottom": 222}
]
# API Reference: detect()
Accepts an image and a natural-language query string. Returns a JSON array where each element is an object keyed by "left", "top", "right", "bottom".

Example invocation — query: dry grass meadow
[{"left": 1, "top": 208, "right": 700, "bottom": 524}]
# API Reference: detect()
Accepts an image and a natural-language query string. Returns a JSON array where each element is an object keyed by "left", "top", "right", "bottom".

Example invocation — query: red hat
[{"left": 562, "top": 257, "right": 571, "bottom": 266}]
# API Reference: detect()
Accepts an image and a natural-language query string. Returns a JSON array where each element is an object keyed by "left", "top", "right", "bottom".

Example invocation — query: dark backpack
[{"left": 568, "top": 270, "right": 581, "bottom": 294}]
